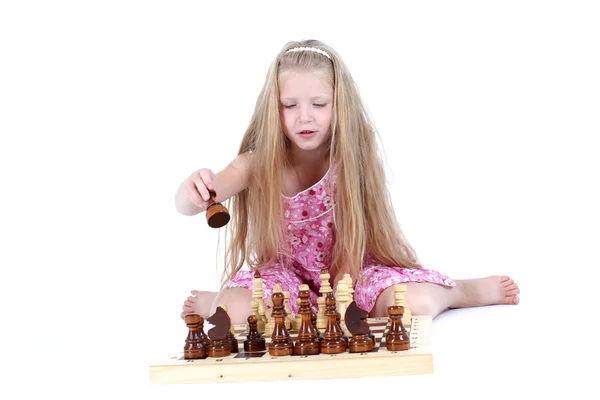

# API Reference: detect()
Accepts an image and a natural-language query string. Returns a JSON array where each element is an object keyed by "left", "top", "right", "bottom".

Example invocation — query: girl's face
[{"left": 279, "top": 69, "right": 333, "bottom": 155}]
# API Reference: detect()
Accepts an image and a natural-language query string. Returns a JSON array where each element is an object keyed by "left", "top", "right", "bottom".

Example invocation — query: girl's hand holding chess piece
[
  {"left": 176, "top": 167, "right": 217, "bottom": 215},
  {"left": 175, "top": 153, "right": 252, "bottom": 218}
]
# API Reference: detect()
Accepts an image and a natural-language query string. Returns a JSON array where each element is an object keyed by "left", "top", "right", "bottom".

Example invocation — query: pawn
[
  {"left": 189, "top": 312, "right": 210, "bottom": 348},
  {"left": 205, "top": 190, "right": 230, "bottom": 228},
  {"left": 221, "top": 305, "right": 238, "bottom": 353},
  {"left": 226, "top": 329, "right": 238, "bottom": 353},
  {"left": 336, "top": 311, "right": 349, "bottom": 346},
  {"left": 244, "top": 315, "right": 266, "bottom": 352},
  {"left": 321, "top": 292, "right": 347, "bottom": 354},
  {"left": 386, "top": 306, "right": 410, "bottom": 351},
  {"left": 184, "top": 314, "right": 207, "bottom": 359}
]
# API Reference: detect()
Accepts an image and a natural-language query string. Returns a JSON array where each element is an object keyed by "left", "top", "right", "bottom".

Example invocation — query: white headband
[{"left": 286, "top": 47, "right": 332, "bottom": 60}]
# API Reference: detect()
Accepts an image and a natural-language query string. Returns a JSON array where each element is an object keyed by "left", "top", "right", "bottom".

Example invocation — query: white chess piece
[{"left": 393, "top": 284, "right": 411, "bottom": 328}]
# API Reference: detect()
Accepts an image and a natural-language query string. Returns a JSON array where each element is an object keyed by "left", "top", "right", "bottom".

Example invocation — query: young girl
[{"left": 176, "top": 39, "right": 520, "bottom": 325}]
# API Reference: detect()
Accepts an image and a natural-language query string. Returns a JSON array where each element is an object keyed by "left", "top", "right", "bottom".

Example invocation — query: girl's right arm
[{"left": 175, "top": 151, "right": 253, "bottom": 216}]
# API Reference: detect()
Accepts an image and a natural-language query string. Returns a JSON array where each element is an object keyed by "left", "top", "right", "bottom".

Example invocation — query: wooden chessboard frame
[{"left": 149, "top": 315, "right": 433, "bottom": 384}]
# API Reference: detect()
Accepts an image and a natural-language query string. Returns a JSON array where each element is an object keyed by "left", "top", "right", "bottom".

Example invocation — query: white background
[{"left": 1, "top": 1, "right": 598, "bottom": 398}]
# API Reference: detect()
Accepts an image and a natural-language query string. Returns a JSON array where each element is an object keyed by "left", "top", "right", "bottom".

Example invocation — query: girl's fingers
[
  {"left": 199, "top": 169, "right": 215, "bottom": 194},
  {"left": 185, "top": 179, "right": 205, "bottom": 208},
  {"left": 194, "top": 178, "right": 211, "bottom": 202},
  {"left": 199, "top": 169, "right": 214, "bottom": 188}
]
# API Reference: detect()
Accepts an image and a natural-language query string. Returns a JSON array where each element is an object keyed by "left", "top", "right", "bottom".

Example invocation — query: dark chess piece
[
  {"left": 205, "top": 190, "right": 230, "bottom": 228},
  {"left": 294, "top": 286, "right": 321, "bottom": 355},
  {"left": 386, "top": 306, "right": 410, "bottom": 351},
  {"left": 321, "top": 292, "right": 347, "bottom": 354},
  {"left": 244, "top": 315, "right": 266, "bottom": 352},
  {"left": 336, "top": 311, "right": 349, "bottom": 346},
  {"left": 311, "top": 309, "right": 322, "bottom": 342},
  {"left": 268, "top": 291, "right": 294, "bottom": 356},
  {"left": 206, "top": 306, "right": 232, "bottom": 357},
  {"left": 186, "top": 313, "right": 210, "bottom": 348},
  {"left": 226, "top": 328, "right": 238, "bottom": 353},
  {"left": 345, "top": 301, "right": 374, "bottom": 353},
  {"left": 183, "top": 314, "right": 207, "bottom": 359}
]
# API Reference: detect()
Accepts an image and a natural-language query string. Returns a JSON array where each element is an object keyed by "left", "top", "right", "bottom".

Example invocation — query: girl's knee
[
  {"left": 404, "top": 283, "right": 437, "bottom": 316},
  {"left": 372, "top": 283, "right": 436, "bottom": 317}
]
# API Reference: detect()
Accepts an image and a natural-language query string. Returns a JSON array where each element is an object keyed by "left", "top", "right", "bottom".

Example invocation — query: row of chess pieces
[
  {"left": 183, "top": 275, "right": 411, "bottom": 359},
  {"left": 250, "top": 269, "right": 412, "bottom": 336}
]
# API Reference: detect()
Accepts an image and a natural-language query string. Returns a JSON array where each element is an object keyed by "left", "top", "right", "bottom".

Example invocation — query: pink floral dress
[{"left": 226, "top": 164, "right": 455, "bottom": 314}]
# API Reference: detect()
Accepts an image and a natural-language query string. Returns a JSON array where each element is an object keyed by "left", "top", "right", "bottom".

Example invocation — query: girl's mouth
[{"left": 298, "top": 130, "right": 316, "bottom": 138}]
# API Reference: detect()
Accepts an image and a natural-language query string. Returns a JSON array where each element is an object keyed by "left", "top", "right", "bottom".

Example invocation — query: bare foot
[
  {"left": 451, "top": 275, "right": 520, "bottom": 309},
  {"left": 181, "top": 290, "right": 219, "bottom": 319}
]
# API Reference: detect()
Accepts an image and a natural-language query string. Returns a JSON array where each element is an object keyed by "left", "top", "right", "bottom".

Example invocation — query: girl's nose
[{"left": 298, "top": 106, "right": 312, "bottom": 123}]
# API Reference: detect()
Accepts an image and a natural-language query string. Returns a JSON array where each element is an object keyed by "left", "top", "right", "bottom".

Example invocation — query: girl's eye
[{"left": 283, "top": 104, "right": 327, "bottom": 109}]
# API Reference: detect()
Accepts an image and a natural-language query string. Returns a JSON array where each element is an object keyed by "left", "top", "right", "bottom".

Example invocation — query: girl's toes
[{"left": 506, "top": 287, "right": 520, "bottom": 296}]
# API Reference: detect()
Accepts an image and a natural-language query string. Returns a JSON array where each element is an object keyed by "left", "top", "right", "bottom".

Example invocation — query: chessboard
[{"left": 149, "top": 315, "right": 433, "bottom": 384}]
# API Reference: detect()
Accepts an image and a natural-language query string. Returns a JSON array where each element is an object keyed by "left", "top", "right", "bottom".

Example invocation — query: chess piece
[
  {"left": 336, "top": 310, "right": 349, "bottom": 346},
  {"left": 292, "top": 298, "right": 303, "bottom": 330},
  {"left": 220, "top": 305, "right": 238, "bottom": 353},
  {"left": 206, "top": 306, "right": 231, "bottom": 357},
  {"left": 319, "top": 268, "right": 332, "bottom": 295},
  {"left": 316, "top": 296, "right": 327, "bottom": 330},
  {"left": 335, "top": 281, "right": 351, "bottom": 337},
  {"left": 321, "top": 292, "right": 347, "bottom": 354},
  {"left": 227, "top": 330, "right": 239, "bottom": 353},
  {"left": 386, "top": 306, "right": 410, "bottom": 351},
  {"left": 268, "top": 291, "right": 294, "bottom": 356},
  {"left": 244, "top": 315, "right": 266, "bottom": 352},
  {"left": 283, "top": 289, "right": 293, "bottom": 330},
  {"left": 345, "top": 301, "right": 374, "bottom": 353},
  {"left": 311, "top": 309, "right": 322, "bottom": 341},
  {"left": 317, "top": 268, "right": 332, "bottom": 330},
  {"left": 250, "top": 300, "right": 259, "bottom": 324},
  {"left": 393, "top": 284, "right": 412, "bottom": 328},
  {"left": 343, "top": 273, "right": 354, "bottom": 302},
  {"left": 294, "top": 285, "right": 320, "bottom": 355},
  {"left": 205, "top": 190, "right": 230, "bottom": 228},
  {"left": 183, "top": 314, "right": 207, "bottom": 359},
  {"left": 252, "top": 271, "right": 267, "bottom": 333},
  {"left": 264, "top": 296, "right": 276, "bottom": 337}
]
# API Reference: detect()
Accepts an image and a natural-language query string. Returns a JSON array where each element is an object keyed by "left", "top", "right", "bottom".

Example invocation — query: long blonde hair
[{"left": 220, "top": 39, "right": 421, "bottom": 287}]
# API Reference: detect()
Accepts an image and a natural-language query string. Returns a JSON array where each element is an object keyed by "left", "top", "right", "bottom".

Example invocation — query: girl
[{"left": 176, "top": 39, "right": 520, "bottom": 325}]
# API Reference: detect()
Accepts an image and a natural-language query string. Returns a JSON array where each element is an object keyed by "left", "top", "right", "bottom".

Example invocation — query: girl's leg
[
  {"left": 210, "top": 287, "right": 253, "bottom": 325},
  {"left": 181, "top": 290, "right": 219, "bottom": 319},
  {"left": 181, "top": 287, "right": 253, "bottom": 325},
  {"left": 370, "top": 275, "right": 521, "bottom": 319}
]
